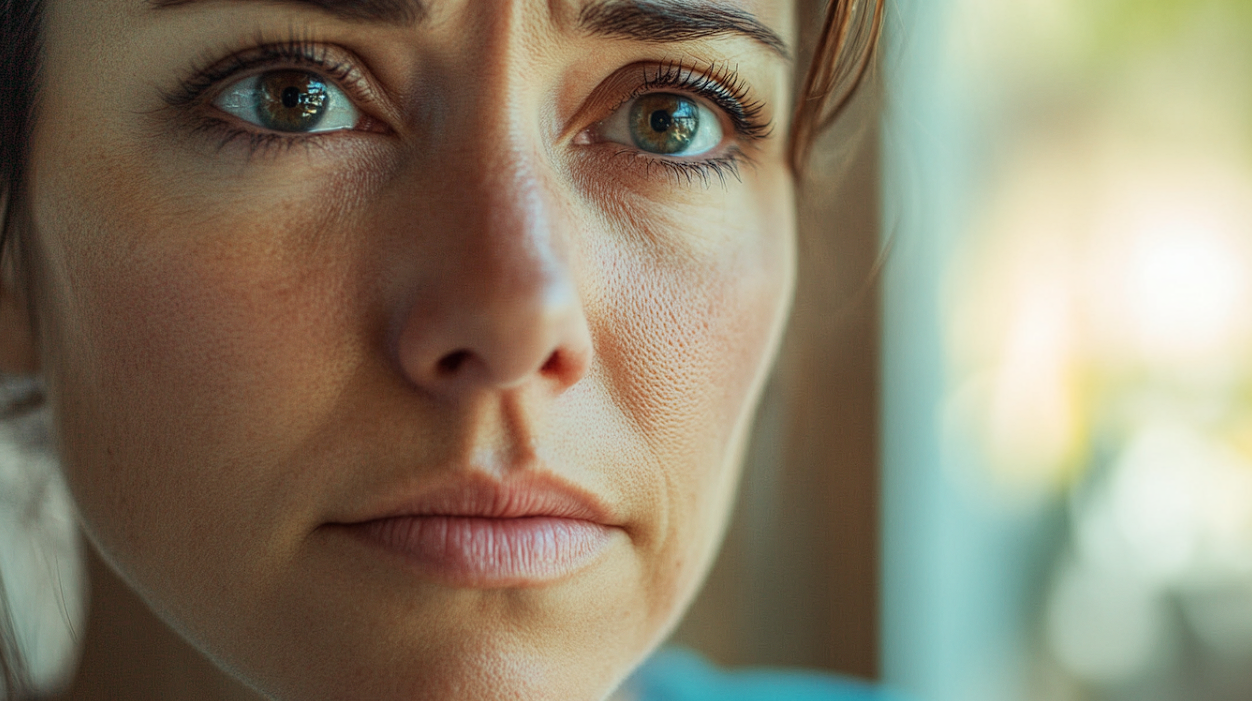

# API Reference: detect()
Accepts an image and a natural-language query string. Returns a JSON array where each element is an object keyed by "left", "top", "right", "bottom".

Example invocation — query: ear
[{"left": 0, "top": 241, "right": 39, "bottom": 374}]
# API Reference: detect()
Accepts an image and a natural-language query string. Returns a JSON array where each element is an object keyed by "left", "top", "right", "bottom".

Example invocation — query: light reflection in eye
[
  {"left": 600, "top": 92, "right": 725, "bottom": 157},
  {"left": 214, "top": 70, "right": 360, "bottom": 134}
]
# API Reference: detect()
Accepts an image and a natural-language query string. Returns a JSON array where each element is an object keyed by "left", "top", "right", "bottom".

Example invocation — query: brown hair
[
  {"left": 0, "top": 0, "right": 43, "bottom": 377},
  {"left": 0, "top": 2, "right": 41, "bottom": 259},
  {"left": 0, "top": 0, "right": 883, "bottom": 697},
  {"left": 790, "top": 0, "right": 883, "bottom": 175}
]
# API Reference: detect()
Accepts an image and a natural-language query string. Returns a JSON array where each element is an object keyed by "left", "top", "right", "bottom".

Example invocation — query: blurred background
[
  {"left": 882, "top": 0, "right": 1252, "bottom": 699},
  {"left": 680, "top": 1, "right": 1252, "bottom": 701}
]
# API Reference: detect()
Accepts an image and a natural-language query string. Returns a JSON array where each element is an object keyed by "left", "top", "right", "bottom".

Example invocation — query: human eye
[
  {"left": 600, "top": 93, "right": 723, "bottom": 157},
  {"left": 214, "top": 70, "right": 360, "bottom": 134},
  {"left": 581, "top": 61, "right": 773, "bottom": 186},
  {"left": 161, "top": 40, "right": 386, "bottom": 156}
]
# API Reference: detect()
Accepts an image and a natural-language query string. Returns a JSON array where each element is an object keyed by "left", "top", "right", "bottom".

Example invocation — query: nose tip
[{"left": 395, "top": 263, "right": 594, "bottom": 400}]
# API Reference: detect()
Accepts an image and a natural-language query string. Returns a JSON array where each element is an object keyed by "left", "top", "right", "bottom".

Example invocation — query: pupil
[
  {"left": 281, "top": 86, "right": 302, "bottom": 109},
  {"left": 650, "top": 110, "right": 673, "bottom": 133},
  {"left": 629, "top": 94, "right": 698, "bottom": 155}
]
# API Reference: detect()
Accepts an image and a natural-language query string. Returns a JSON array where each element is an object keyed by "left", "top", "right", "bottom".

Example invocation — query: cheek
[
  {"left": 584, "top": 177, "right": 796, "bottom": 619},
  {"left": 29, "top": 146, "right": 380, "bottom": 597}
]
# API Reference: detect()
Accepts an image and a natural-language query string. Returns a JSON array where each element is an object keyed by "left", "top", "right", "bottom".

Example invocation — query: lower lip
[{"left": 343, "top": 516, "right": 613, "bottom": 587}]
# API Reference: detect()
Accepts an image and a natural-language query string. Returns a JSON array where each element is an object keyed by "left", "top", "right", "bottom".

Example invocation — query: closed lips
[{"left": 336, "top": 477, "right": 618, "bottom": 587}]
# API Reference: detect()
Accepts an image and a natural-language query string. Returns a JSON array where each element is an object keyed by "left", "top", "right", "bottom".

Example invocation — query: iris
[
  {"left": 630, "top": 94, "right": 699, "bottom": 155},
  {"left": 256, "top": 70, "right": 330, "bottom": 132}
]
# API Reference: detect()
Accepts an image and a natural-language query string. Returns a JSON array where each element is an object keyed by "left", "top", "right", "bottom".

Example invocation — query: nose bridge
[
  {"left": 437, "top": 22, "right": 562, "bottom": 282},
  {"left": 443, "top": 101, "right": 577, "bottom": 327},
  {"left": 469, "top": 135, "right": 564, "bottom": 295}
]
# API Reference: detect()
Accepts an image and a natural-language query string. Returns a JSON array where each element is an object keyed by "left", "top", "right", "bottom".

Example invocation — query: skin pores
[{"left": 11, "top": 0, "right": 797, "bottom": 699}]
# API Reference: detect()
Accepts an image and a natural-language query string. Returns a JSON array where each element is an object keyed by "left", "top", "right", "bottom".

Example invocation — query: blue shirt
[{"left": 627, "top": 647, "right": 902, "bottom": 701}]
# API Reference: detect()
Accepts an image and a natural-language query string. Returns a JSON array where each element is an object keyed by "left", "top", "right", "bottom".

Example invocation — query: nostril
[
  {"left": 540, "top": 351, "right": 561, "bottom": 374},
  {"left": 538, "top": 348, "right": 590, "bottom": 389},
  {"left": 437, "top": 350, "right": 472, "bottom": 375}
]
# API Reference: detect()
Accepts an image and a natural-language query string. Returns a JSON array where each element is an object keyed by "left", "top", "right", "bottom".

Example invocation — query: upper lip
[{"left": 342, "top": 473, "right": 615, "bottom": 525}]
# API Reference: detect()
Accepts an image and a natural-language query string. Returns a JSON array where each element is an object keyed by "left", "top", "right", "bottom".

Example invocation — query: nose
[{"left": 392, "top": 151, "right": 593, "bottom": 401}]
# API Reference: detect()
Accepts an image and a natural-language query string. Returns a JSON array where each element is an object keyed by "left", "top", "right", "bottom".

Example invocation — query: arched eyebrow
[
  {"left": 579, "top": 0, "right": 790, "bottom": 60},
  {"left": 147, "top": 0, "right": 789, "bottom": 60}
]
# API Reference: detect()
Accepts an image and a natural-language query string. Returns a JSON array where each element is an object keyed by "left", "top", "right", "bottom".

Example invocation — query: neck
[{"left": 52, "top": 545, "right": 266, "bottom": 701}]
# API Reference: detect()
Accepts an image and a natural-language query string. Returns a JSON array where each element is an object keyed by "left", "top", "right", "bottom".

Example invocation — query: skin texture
[{"left": 0, "top": 0, "right": 797, "bottom": 699}]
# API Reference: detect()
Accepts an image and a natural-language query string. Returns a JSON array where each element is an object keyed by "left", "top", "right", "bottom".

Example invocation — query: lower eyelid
[{"left": 578, "top": 142, "right": 750, "bottom": 190}]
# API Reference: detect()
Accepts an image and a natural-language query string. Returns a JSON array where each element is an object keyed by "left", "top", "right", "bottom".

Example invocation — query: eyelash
[
  {"left": 164, "top": 40, "right": 773, "bottom": 183},
  {"left": 600, "top": 59, "right": 772, "bottom": 186},
  {"left": 163, "top": 39, "right": 365, "bottom": 157}
]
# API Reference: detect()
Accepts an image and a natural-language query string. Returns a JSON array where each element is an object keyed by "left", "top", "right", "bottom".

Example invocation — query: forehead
[
  {"left": 139, "top": 0, "right": 790, "bottom": 21},
  {"left": 36, "top": 0, "right": 797, "bottom": 89},
  {"left": 128, "top": 0, "right": 795, "bottom": 53}
]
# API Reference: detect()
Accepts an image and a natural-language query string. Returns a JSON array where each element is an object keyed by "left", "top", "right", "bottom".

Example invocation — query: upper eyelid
[{"left": 581, "top": 64, "right": 772, "bottom": 158}]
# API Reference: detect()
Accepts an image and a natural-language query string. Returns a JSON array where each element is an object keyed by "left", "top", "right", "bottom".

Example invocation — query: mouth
[{"left": 331, "top": 475, "right": 618, "bottom": 587}]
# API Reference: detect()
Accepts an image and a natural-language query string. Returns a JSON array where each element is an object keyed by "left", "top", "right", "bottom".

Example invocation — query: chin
[
  {"left": 235, "top": 631, "right": 643, "bottom": 701},
  {"left": 181, "top": 545, "right": 681, "bottom": 701}
]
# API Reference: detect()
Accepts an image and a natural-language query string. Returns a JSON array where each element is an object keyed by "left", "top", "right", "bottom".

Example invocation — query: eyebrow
[
  {"left": 578, "top": 0, "right": 790, "bottom": 59},
  {"left": 147, "top": 0, "right": 426, "bottom": 24},
  {"left": 148, "top": 0, "right": 789, "bottom": 59}
]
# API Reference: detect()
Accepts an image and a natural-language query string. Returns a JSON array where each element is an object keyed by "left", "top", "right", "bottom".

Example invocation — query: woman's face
[{"left": 6, "top": 0, "right": 796, "bottom": 698}]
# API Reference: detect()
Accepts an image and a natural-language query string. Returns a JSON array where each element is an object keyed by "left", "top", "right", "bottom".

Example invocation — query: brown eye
[
  {"left": 214, "top": 70, "right": 360, "bottom": 134},
  {"left": 602, "top": 92, "right": 725, "bottom": 157},
  {"left": 256, "top": 71, "right": 329, "bottom": 132}
]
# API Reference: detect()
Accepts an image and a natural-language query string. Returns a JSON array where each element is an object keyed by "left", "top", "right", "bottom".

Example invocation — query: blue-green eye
[
  {"left": 214, "top": 70, "right": 359, "bottom": 133},
  {"left": 602, "top": 92, "right": 725, "bottom": 157}
]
